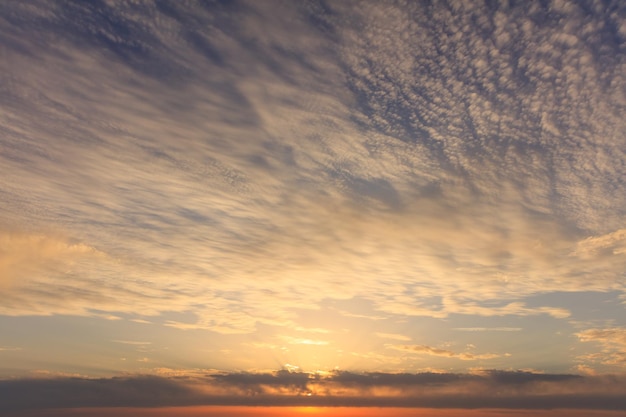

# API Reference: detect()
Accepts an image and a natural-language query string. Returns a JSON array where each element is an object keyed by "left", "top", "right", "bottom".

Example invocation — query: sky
[{"left": 1, "top": 0, "right": 626, "bottom": 415}]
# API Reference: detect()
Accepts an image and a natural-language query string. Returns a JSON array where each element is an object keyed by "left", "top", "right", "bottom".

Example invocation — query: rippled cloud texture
[{"left": 1, "top": 0, "right": 626, "bottom": 413}]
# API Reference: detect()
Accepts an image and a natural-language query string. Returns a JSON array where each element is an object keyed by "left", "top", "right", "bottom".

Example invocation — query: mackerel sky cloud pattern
[{"left": 0, "top": 0, "right": 626, "bottom": 413}]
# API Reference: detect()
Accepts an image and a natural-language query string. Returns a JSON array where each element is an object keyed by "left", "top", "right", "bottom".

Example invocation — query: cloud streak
[
  {"left": 389, "top": 344, "right": 505, "bottom": 361},
  {"left": 453, "top": 328, "right": 522, "bottom": 332}
]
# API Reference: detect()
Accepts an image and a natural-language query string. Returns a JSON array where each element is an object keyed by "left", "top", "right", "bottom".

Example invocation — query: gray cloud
[{"left": 1, "top": 371, "right": 625, "bottom": 412}]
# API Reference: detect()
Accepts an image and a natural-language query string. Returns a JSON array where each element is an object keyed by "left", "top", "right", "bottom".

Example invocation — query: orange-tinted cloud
[
  {"left": 0, "top": 231, "right": 100, "bottom": 289},
  {"left": 577, "top": 327, "right": 626, "bottom": 367},
  {"left": 388, "top": 344, "right": 505, "bottom": 360}
]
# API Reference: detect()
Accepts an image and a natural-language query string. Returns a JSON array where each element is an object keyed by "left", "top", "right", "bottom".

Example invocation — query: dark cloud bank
[{"left": 1, "top": 371, "right": 626, "bottom": 412}]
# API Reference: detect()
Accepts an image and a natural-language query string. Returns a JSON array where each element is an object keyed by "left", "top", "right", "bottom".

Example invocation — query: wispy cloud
[
  {"left": 279, "top": 336, "right": 329, "bottom": 346},
  {"left": 388, "top": 344, "right": 506, "bottom": 361},
  {"left": 453, "top": 328, "right": 523, "bottom": 332},
  {"left": 577, "top": 328, "right": 626, "bottom": 367},
  {"left": 0, "top": 231, "right": 102, "bottom": 289},
  {"left": 1, "top": 0, "right": 624, "bottom": 329},
  {"left": 0, "top": 0, "right": 625, "bottom": 376},
  {"left": 0, "top": 346, "right": 22, "bottom": 352},
  {"left": 112, "top": 340, "right": 152, "bottom": 355},
  {"left": 375, "top": 333, "right": 412, "bottom": 341}
]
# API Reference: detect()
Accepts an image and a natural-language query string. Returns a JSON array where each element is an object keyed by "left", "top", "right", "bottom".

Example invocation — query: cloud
[
  {"left": 0, "top": 231, "right": 101, "bottom": 289},
  {"left": 112, "top": 341, "right": 152, "bottom": 346},
  {"left": 211, "top": 370, "right": 311, "bottom": 395},
  {"left": 389, "top": 344, "right": 505, "bottom": 361},
  {"left": 0, "top": 0, "right": 625, "bottom": 381},
  {"left": 0, "top": 375, "right": 198, "bottom": 412},
  {"left": 1, "top": 371, "right": 626, "bottom": 412},
  {"left": 453, "top": 328, "right": 523, "bottom": 332},
  {"left": 574, "top": 229, "right": 626, "bottom": 258},
  {"left": 577, "top": 328, "right": 626, "bottom": 367},
  {"left": 375, "top": 332, "right": 412, "bottom": 341},
  {"left": 279, "top": 336, "right": 329, "bottom": 346},
  {"left": 578, "top": 329, "right": 626, "bottom": 346},
  {"left": 0, "top": 346, "right": 22, "bottom": 352}
]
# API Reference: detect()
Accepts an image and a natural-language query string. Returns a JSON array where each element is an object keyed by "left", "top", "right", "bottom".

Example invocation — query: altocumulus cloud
[
  {"left": 1, "top": 371, "right": 626, "bottom": 412},
  {"left": 0, "top": 0, "right": 625, "bottom": 339},
  {"left": 577, "top": 328, "right": 626, "bottom": 366}
]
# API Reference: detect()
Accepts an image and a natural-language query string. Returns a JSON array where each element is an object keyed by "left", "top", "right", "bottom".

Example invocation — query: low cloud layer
[{"left": 1, "top": 370, "right": 626, "bottom": 412}]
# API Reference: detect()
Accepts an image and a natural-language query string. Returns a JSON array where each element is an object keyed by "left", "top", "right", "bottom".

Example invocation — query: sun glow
[{"left": 295, "top": 407, "right": 324, "bottom": 414}]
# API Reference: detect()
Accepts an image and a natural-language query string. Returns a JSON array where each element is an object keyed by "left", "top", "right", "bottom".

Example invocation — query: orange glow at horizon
[
  {"left": 6, "top": 407, "right": 626, "bottom": 417},
  {"left": 295, "top": 407, "right": 325, "bottom": 414}
]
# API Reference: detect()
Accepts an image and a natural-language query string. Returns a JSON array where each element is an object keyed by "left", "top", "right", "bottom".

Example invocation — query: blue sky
[{"left": 1, "top": 0, "right": 626, "bottom": 413}]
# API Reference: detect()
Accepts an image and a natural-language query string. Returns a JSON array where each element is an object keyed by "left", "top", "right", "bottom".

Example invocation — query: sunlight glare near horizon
[{"left": 9, "top": 407, "right": 626, "bottom": 417}]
